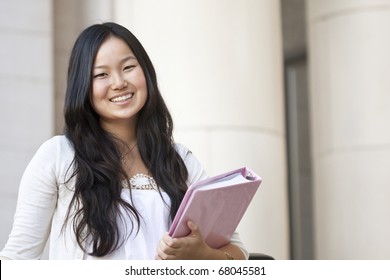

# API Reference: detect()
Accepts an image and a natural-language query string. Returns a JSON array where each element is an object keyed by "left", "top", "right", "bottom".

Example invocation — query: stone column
[
  {"left": 307, "top": 0, "right": 390, "bottom": 259},
  {"left": 117, "top": 0, "right": 290, "bottom": 259},
  {"left": 0, "top": 0, "right": 54, "bottom": 246}
]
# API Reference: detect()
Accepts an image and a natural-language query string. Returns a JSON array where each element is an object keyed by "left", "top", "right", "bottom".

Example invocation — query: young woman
[{"left": 0, "top": 22, "right": 248, "bottom": 260}]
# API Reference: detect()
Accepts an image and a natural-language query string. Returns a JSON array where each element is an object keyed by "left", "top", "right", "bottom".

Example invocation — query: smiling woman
[
  {"left": 91, "top": 36, "right": 148, "bottom": 134},
  {"left": 0, "top": 22, "right": 248, "bottom": 260}
]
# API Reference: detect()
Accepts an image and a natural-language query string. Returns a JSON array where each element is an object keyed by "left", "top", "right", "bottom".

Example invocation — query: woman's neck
[
  {"left": 99, "top": 118, "right": 149, "bottom": 176},
  {"left": 100, "top": 118, "right": 137, "bottom": 149}
]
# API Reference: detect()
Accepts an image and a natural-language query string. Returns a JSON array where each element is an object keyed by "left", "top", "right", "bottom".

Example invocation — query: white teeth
[{"left": 110, "top": 93, "right": 134, "bottom": 102}]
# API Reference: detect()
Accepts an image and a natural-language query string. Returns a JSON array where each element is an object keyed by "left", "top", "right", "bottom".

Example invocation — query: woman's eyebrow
[
  {"left": 94, "top": 55, "right": 137, "bottom": 69},
  {"left": 121, "top": 55, "right": 137, "bottom": 63}
]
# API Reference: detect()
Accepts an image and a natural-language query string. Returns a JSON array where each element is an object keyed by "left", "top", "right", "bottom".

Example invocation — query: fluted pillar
[
  {"left": 117, "top": 0, "right": 290, "bottom": 259},
  {"left": 307, "top": 0, "right": 390, "bottom": 259}
]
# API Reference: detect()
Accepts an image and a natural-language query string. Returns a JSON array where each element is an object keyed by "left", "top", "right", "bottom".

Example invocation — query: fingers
[
  {"left": 187, "top": 220, "right": 200, "bottom": 236},
  {"left": 157, "top": 233, "right": 179, "bottom": 260},
  {"left": 162, "top": 232, "right": 178, "bottom": 247},
  {"left": 156, "top": 222, "right": 205, "bottom": 260}
]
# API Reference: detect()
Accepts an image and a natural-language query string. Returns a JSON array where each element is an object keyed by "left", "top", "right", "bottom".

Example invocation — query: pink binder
[{"left": 168, "top": 167, "right": 262, "bottom": 248}]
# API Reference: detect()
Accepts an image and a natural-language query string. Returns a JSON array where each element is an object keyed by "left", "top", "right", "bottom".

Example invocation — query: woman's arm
[{"left": 0, "top": 138, "right": 59, "bottom": 260}]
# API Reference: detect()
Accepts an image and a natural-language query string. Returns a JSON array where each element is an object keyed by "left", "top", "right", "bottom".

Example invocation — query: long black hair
[{"left": 63, "top": 22, "right": 188, "bottom": 257}]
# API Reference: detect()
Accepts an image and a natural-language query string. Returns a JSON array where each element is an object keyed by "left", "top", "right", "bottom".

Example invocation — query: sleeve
[
  {"left": 230, "top": 232, "right": 250, "bottom": 260},
  {"left": 0, "top": 138, "right": 59, "bottom": 260},
  {"left": 174, "top": 143, "right": 208, "bottom": 185},
  {"left": 175, "top": 143, "right": 249, "bottom": 259}
]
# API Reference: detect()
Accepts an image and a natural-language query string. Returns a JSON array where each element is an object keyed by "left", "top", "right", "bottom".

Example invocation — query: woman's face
[{"left": 91, "top": 36, "right": 147, "bottom": 128}]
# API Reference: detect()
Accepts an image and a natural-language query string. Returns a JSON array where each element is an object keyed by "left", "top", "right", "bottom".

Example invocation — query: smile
[{"left": 110, "top": 93, "right": 134, "bottom": 103}]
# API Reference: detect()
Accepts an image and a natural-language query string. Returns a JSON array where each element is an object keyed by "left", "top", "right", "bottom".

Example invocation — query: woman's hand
[{"left": 156, "top": 220, "right": 216, "bottom": 260}]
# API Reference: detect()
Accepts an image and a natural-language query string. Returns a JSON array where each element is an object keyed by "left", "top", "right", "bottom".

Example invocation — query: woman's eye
[
  {"left": 93, "top": 73, "right": 107, "bottom": 78},
  {"left": 124, "top": 65, "right": 135, "bottom": 71}
]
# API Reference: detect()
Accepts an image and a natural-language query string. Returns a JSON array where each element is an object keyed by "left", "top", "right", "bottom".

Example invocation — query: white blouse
[
  {"left": 0, "top": 136, "right": 248, "bottom": 260},
  {"left": 85, "top": 186, "right": 170, "bottom": 260}
]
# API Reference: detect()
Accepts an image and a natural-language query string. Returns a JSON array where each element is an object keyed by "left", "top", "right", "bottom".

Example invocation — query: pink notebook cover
[{"left": 168, "top": 167, "right": 262, "bottom": 249}]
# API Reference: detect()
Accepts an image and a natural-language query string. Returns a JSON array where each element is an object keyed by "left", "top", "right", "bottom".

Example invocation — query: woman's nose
[{"left": 111, "top": 74, "right": 127, "bottom": 90}]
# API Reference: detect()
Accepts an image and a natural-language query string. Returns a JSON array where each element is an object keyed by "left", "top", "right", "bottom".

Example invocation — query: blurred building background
[{"left": 1, "top": 0, "right": 390, "bottom": 260}]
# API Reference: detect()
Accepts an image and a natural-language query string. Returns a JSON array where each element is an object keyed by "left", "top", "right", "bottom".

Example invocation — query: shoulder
[
  {"left": 19, "top": 136, "right": 74, "bottom": 192},
  {"left": 174, "top": 143, "right": 208, "bottom": 185},
  {"left": 29, "top": 135, "right": 74, "bottom": 172},
  {"left": 39, "top": 135, "right": 72, "bottom": 150},
  {"left": 174, "top": 143, "right": 191, "bottom": 160},
  {"left": 35, "top": 135, "right": 74, "bottom": 157}
]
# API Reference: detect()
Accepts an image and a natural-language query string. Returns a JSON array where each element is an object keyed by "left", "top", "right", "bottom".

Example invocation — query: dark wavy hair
[{"left": 63, "top": 22, "right": 188, "bottom": 257}]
